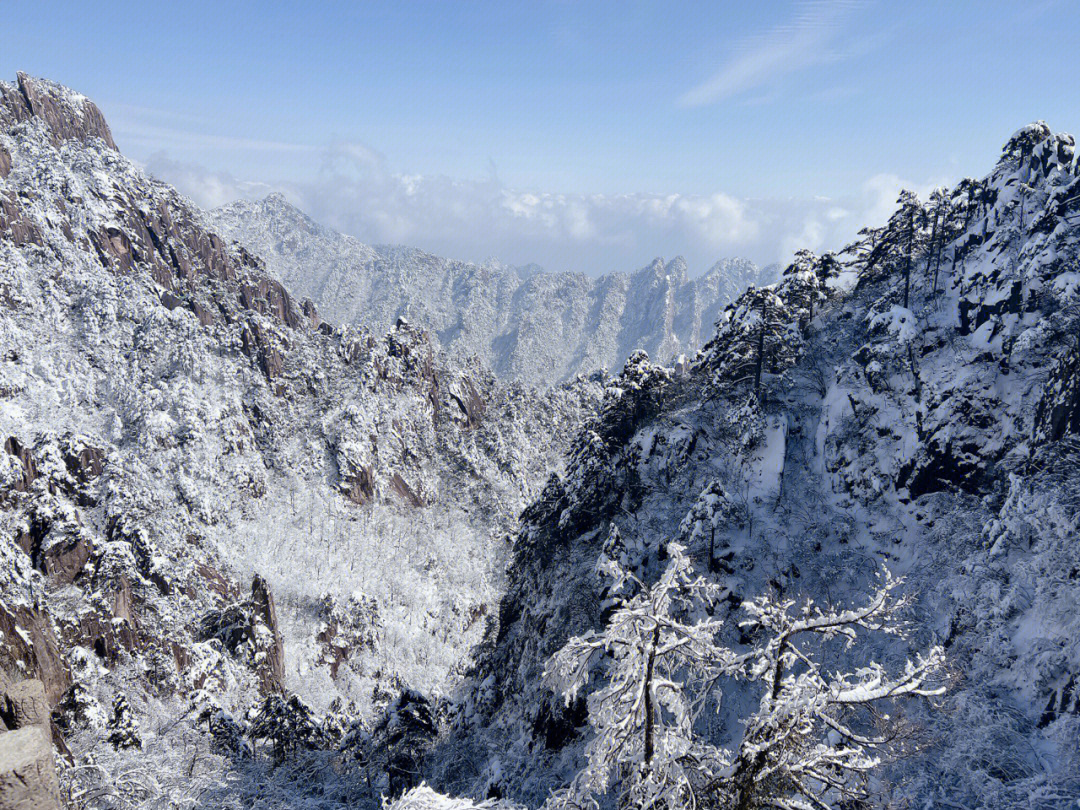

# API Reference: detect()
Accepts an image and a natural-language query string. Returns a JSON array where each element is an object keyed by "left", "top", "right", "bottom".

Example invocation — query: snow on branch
[{"left": 544, "top": 544, "right": 946, "bottom": 810}]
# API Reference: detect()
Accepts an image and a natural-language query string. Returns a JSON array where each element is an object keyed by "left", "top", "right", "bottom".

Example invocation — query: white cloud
[
  {"left": 679, "top": 0, "right": 865, "bottom": 107},
  {"left": 115, "top": 122, "right": 315, "bottom": 155},
  {"left": 859, "top": 172, "right": 951, "bottom": 228},
  {"left": 144, "top": 143, "right": 949, "bottom": 277},
  {"left": 142, "top": 154, "right": 274, "bottom": 210}
]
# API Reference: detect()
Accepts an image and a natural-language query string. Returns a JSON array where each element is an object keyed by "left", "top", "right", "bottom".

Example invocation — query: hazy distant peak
[{"left": 211, "top": 198, "right": 773, "bottom": 383}]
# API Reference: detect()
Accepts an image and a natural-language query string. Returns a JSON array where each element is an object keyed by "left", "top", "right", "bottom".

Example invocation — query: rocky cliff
[
  {"left": 425, "top": 123, "right": 1080, "bottom": 809},
  {"left": 0, "top": 73, "right": 598, "bottom": 806}
]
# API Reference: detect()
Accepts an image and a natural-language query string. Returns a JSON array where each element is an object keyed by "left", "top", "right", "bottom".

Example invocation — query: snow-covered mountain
[
  {"left": 2, "top": 71, "right": 1079, "bottom": 810},
  {"left": 0, "top": 73, "right": 599, "bottom": 806},
  {"left": 423, "top": 123, "right": 1080, "bottom": 809},
  {"left": 210, "top": 193, "right": 776, "bottom": 385}
]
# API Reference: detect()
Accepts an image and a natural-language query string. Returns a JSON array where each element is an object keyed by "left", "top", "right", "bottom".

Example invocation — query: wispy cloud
[
  {"left": 111, "top": 118, "right": 315, "bottom": 155},
  {"left": 146, "top": 141, "right": 947, "bottom": 276},
  {"left": 679, "top": 0, "right": 866, "bottom": 107},
  {"left": 142, "top": 153, "right": 274, "bottom": 209}
]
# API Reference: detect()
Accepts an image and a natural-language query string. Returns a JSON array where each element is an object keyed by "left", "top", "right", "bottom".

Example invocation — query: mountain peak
[
  {"left": 212, "top": 201, "right": 766, "bottom": 383},
  {"left": 262, "top": 191, "right": 292, "bottom": 207},
  {"left": 1, "top": 72, "right": 116, "bottom": 150}
]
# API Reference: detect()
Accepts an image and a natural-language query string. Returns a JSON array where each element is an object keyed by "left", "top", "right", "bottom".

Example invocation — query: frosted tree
[
  {"left": 546, "top": 549, "right": 945, "bottom": 810},
  {"left": 597, "top": 524, "right": 650, "bottom": 607},
  {"left": 341, "top": 688, "right": 437, "bottom": 798},
  {"left": 723, "top": 570, "right": 945, "bottom": 810},
  {"left": 678, "top": 481, "right": 738, "bottom": 573},
  {"left": 543, "top": 543, "right": 734, "bottom": 810},
  {"left": 781, "top": 250, "right": 828, "bottom": 327},
  {"left": 925, "top": 187, "right": 950, "bottom": 293},
  {"left": 106, "top": 695, "right": 142, "bottom": 750},
  {"left": 248, "top": 693, "right": 326, "bottom": 765},
  {"left": 897, "top": 190, "right": 922, "bottom": 308},
  {"left": 703, "top": 288, "right": 801, "bottom": 400}
]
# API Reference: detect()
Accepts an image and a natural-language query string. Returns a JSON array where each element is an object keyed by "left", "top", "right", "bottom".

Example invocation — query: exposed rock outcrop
[
  {"left": 0, "top": 726, "right": 61, "bottom": 810},
  {"left": 0, "top": 605, "right": 69, "bottom": 707},
  {"left": 0, "top": 679, "right": 63, "bottom": 810},
  {"left": 250, "top": 575, "right": 285, "bottom": 692}
]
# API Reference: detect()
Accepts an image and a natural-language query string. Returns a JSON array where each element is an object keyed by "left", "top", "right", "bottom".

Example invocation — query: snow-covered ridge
[
  {"left": 426, "top": 122, "right": 1080, "bottom": 808},
  {"left": 3, "top": 71, "right": 1079, "bottom": 810},
  {"left": 0, "top": 73, "right": 599, "bottom": 805},
  {"left": 210, "top": 193, "right": 778, "bottom": 385}
]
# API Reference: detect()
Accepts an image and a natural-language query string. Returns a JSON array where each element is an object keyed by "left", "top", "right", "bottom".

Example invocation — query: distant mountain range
[{"left": 211, "top": 193, "right": 777, "bottom": 384}]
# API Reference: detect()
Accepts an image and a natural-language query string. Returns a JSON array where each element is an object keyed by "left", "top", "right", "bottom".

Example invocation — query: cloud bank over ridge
[{"left": 146, "top": 144, "right": 945, "bottom": 277}]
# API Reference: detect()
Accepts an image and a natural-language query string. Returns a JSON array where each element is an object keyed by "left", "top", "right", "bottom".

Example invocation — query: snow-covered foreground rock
[
  {"left": 0, "top": 73, "right": 598, "bottom": 806},
  {"left": 211, "top": 194, "right": 776, "bottom": 385}
]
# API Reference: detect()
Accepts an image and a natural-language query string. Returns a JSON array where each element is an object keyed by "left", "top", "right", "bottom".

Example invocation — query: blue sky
[{"left": 6, "top": 1, "right": 1079, "bottom": 274}]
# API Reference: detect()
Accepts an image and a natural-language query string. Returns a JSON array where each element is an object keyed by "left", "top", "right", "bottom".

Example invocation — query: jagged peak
[
  {"left": 261, "top": 191, "right": 292, "bottom": 207},
  {"left": 995, "top": 121, "right": 1076, "bottom": 178},
  {"left": 1001, "top": 121, "right": 1053, "bottom": 160},
  {"left": 0, "top": 72, "right": 116, "bottom": 151}
]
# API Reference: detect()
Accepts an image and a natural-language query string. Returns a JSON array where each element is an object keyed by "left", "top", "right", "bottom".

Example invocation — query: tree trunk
[
  {"left": 927, "top": 208, "right": 940, "bottom": 294},
  {"left": 732, "top": 639, "right": 788, "bottom": 810},
  {"left": 908, "top": 344, "right": 922, "bottom": 401},
  {"left": 643, "top": 623, "right": 660, "bottom": 766},
  {"left": 903, "top": 208, "right": 914, "bottom": 309}
]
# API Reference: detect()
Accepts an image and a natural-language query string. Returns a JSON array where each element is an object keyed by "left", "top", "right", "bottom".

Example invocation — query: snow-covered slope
[
  {"left": 427, "top": 123, "right": 1080, "bottom": 809},
  {"left": 0, "top": 73, "right": 599, "bottom": 805},
  {"left": 210, "top": 194, "right": 776, "bottom": 385}
]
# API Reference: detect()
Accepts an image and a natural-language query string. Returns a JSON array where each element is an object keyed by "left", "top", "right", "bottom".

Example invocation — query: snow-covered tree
[
  {"left": 545, "top": 550, "right": 945, "bottom": 810},
  {"left": 781, "top": 250, "right": 829, "bottom": 326},
  {"left": 342, "top": 688, "right": 438, "bottom": 798},
  {"left": 597, "top": 524, "right": 652, "bottom": 607},
  {"left": 248, "top": 693, "right": 326, "bottom": 764},
  {"left": 723, "top": 571, "right": 945, "bottom": 810},
  {"left": 702, "top": 288, "right": 802, "bottom": 400},
  {"left": 678, "top": 481, "right": 739, "bottom": 573},
  {"left": 106, "top": 695, "right": 142, "bottom": 750},
  {"left": 543, "top": 543, "right": 733, "bottom": 810},
  {"left": 200, "top": 704, "right": 253, "bottom": 759},
  {"left": 601, "top": 351, "right": 672, "bottom": 448}
]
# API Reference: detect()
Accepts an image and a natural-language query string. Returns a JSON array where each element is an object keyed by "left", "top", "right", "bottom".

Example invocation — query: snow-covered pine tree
[
  {"left": 545, "top": 548, "right": 946, "bottom": 810},
  {"left": 341, "top": 688, "right": 438, "bottom": 798},
  {"left": 200, "top": 705, "right": 253, "bottom": 759},
  {"left": 781, "top": 250, "right": 829, "bottom": 327},
  {"left": 106, "top": 694, "right": 142, "bottom": 750},
  {"left": 925, "top": 187, "right": 950, "bottom": 294},
  {"left": 678, "top": 480, "right": 738, "bottom": 573},
  {"left": 851, "top": 190, "right": 929, "bottom": 299},
  {"left": 702, "top": 287, "right": 800, "bottom": 400},
  {"left": 248, "top": 693, "right": 326, "bottom": 764}
]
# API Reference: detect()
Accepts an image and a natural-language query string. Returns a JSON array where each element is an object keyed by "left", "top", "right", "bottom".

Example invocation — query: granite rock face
[
  {"left": 0, "top": 726, "right": 61, "bottom": 810},
  {"left": 0, "top": 679, "right": 62, "bottom": 810}
]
